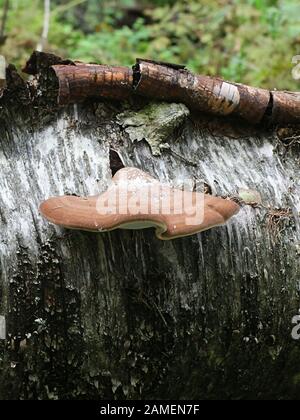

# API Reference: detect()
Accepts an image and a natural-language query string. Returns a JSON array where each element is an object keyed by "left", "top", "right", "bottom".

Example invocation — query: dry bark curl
[{"left": 5, "top": 51, "right": 300, "bottom": 127}]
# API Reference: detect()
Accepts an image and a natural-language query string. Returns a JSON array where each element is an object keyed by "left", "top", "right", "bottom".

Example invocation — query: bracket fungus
[{"left": 40, "top": 168, "right": 240, "bottom": 240}]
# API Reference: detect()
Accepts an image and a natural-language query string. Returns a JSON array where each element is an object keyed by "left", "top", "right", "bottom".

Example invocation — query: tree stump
[{"left": 0, "top": 58, "right": 300, "bottom": 400}]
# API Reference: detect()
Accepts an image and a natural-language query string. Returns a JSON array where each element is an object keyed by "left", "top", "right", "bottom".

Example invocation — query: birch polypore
[{"left": 40, "top": 168, "right": 240, "bottom": 240}]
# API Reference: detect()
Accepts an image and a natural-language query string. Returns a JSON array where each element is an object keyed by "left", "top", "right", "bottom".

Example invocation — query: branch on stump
[
  {"left": 52, "top": 64, "right": 133, "bottom": 105},
  {"left": 7, "top": 51, "right": 300, "bottom": 126}
]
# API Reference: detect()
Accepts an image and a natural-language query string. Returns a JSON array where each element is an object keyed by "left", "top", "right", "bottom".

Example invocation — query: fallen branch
[
  {"left": 271, "top": 91, "right": 300, "bottom": 125},
  {"left": 52, "top": 64, "right": 133, "bottom": 105},
  {"left": 133, "top": 59, "right": 271, "bottom": 125},
  {"left": 18, "top": 51, "right": 300, "bottom": 126}
]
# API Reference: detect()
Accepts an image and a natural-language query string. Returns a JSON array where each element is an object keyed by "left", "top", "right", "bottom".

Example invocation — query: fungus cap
[{"left": 40, "top": 167, "right": 240, "bottom": 240}]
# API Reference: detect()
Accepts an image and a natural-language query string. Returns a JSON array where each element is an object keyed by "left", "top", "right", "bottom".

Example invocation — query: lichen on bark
[{"left": 117, "top": 102, "right": 190, "bottom": 156}]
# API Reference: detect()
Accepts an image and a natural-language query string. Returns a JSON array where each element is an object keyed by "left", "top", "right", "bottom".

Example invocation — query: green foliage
[
  {"left": 0, "top": 0, "right": 300, "bottom": 90},
  {"left": 70, "top": 18, "right": 152, "bottom": 66}
]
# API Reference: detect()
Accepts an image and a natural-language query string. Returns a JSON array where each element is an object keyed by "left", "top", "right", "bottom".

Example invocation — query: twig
[
  {"left": 23, "top": 53, "right": 300, "bottom": 126},
  {"left": 37, "top": 0, "right": 51, "bottom": 52}
]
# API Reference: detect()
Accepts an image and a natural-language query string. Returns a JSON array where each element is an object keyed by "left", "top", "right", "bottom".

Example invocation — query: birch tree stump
[{"left": 0, "top": 62, "right": 300, "bottom": 400}]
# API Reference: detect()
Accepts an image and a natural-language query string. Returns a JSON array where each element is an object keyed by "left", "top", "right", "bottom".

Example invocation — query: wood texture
[
  {"left": 271, "top": 91, "right": 300, "bottom": 124},
  {"left": 21, "top": 52, "right": 300, "bottom": 125},
  {"left": 52, "top": 64, "right": 133, "bottom": 105},
  {"left": 133, "top": 59, "right": 271, "bottom": 124}
]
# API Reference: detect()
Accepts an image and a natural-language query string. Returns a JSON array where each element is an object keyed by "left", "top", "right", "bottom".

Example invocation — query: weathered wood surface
[
  {"left": 22, "top": 52, "right": 300, "bottom": 126},
  {"left": 0, "top": 60, "right": 300, "bottom": 400},
  {"left": 52, "top": 64, "right": 133, "bottom": 106}
]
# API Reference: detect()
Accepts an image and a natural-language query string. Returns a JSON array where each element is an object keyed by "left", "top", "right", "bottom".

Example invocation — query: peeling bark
[
  {"left": 271, "top": 91, "right": 300, "bottom": 125},
  {"left": 22, "top": 50, "right": 74, "bottom": 75},
  {"left": 0, "top": 55, "right": 300, "bottom": 400},
  {"left": 133, "top": 59, "right": 271, "bottom": 124},
  {"left": 21, "top": 52, "right": 300, "bottom": 126},
  {"left": 52, "top": 64, "right": 133, "bottom": 106}
]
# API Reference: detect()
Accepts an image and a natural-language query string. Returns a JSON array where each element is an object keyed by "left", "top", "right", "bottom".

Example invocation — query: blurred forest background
[{"left": 0, "top": 0, "right": 300, "bottom": 90}]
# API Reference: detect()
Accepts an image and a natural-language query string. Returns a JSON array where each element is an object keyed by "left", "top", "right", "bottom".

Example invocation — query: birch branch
[{"left": 19, "top": 52, "right": 300, "bottom": 126}]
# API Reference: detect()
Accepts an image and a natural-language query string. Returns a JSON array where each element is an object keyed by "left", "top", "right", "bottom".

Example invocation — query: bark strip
[
  {"left": 14, "top": 51, "right": 300, "bottom": 125},
  {"left": 22, "top": 50, "right": 74, "bottom": 75},
  {"left": 271, "top": 91, "right": 300, "bottom": 125},
  {"left": 52, "top": 64, "right": 133, "bottom": 105},
  {"left": 133, "top": 59, "right": 271, "bottom": 125}
]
